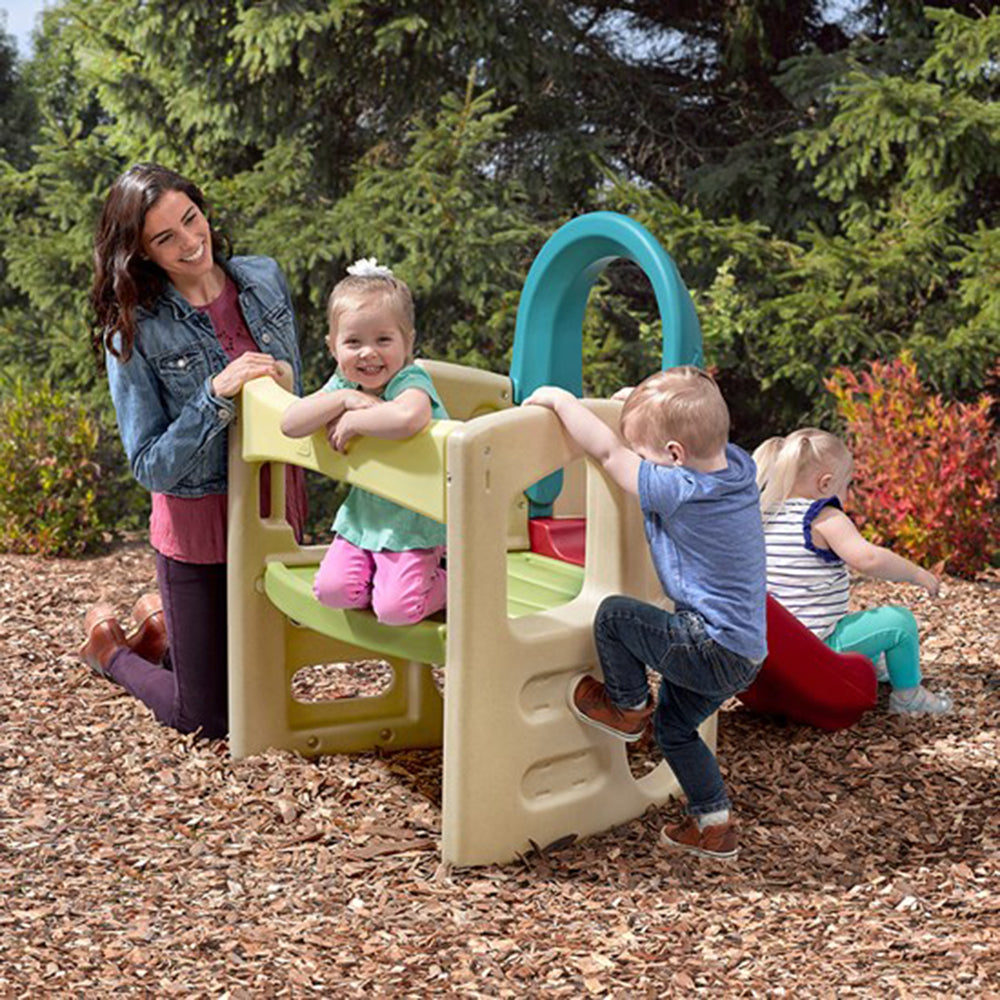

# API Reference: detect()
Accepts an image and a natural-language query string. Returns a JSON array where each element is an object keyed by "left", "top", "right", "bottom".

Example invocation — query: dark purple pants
[{"left": 106, "top": 554, "right": 228, "bottom": 738}]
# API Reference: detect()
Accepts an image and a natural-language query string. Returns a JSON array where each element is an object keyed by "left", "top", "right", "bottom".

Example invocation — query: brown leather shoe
[
  {"left": 568, "top": 673, "right": 653, "bottom": 742},
  {"left": 126, "top": 592, "right": 168, "bottom": 664},
  {"left": 79, "top": 603, "right": 128, "bottom": 678},
  {"left": 660, "top": 816, "right": 739, "bottom": 860}
]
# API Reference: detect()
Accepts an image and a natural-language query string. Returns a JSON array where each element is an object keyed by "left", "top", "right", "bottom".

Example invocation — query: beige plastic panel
[
  {"left": 442, "top": 400, "right": 715, "bottom": 865},
  {"left": 416, "top": 358, "right": 512, "bottom": 421},
  {"left": 227, "top": 375, "right": 717, "bottom": 867},
  {"left": 412, "top": 359, "right": 533, "bottom": 552},
  {"left": 551, "top": 455, "right": 587, "bottom": 518}
]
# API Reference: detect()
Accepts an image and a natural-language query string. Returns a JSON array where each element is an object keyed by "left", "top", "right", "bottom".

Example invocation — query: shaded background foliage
[{"left": 0, "top": 1, "right": 996, "bottom": 549}]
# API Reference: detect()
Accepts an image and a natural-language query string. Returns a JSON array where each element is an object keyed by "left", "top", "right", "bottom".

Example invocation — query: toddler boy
[{"left": 525, "top": 367, "right": 766, "bottom": 859}]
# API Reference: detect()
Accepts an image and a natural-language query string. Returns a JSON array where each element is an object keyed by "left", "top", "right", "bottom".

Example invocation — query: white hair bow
[{"left": 346, "top": 257, "right": 394, "bottom": 278}]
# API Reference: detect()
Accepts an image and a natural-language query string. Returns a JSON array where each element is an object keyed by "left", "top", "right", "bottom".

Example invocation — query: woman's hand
[
  {"left": 273, "top": 360, "right": 294, "bottom": 392},
  {"left": 212, "top": 352, "right": 287, "bottom": 398}
]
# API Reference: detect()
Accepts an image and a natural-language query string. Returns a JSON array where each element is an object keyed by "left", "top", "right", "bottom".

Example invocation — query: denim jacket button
[
  {"left": 261, "top": 333, "right": 272, "bottom": 345},
  {"left": 217, "top": 408, "right": 230, "bottom": 422},
  {"left": 176, "top": 357, "right": 187, "bottom": 368}
]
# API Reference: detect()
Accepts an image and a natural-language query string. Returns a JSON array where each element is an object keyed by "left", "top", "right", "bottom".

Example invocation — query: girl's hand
[
  {"left": 341, "top": 389, "right": 379, "bottom": 412},
  {"left": 324, "top": 392, "right": 378, "bottom": 451},
  {"left": 212, "top": 352, "right": 286, "bottom": 398},
  {"left": 326, "top": 410, "right": 363, "bottom": 453},
  {"left": 918, "top": 568, "right": 941, "bottom": 598}
]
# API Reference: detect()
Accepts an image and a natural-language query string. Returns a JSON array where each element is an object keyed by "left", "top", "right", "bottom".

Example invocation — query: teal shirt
[{"left": 323, "top": 365, "right": 448, "bottom": 551}]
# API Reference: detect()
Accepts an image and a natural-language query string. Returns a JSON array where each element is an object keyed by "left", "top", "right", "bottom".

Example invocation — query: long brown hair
[{"left": 90, "top": 164, "right": 229, "bottom": 361}]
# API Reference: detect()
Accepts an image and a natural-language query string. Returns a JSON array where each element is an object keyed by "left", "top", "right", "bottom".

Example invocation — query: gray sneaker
[{"left": 889, "top": 685, "right": 953, "bottom": 715}]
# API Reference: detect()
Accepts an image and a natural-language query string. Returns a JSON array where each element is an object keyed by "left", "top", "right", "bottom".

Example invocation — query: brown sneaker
[
  {"left": 659, "top": 816, "right": 738, "bottom": 860},
  {"left": 568, "top": 674, "right": 653, "bottom": 742}
]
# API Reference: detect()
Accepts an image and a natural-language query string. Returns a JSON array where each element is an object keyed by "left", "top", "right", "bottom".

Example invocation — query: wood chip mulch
[{"left": 1, "top": 539, "right": 996, "bottom": 996}]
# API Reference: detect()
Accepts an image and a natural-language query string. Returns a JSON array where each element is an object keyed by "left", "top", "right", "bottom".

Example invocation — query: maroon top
[{"left": 149, "top": 275, "right": 307, "bottom": 563}]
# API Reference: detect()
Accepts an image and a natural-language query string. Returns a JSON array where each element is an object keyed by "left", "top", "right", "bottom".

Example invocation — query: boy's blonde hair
[
  {"left": 326, "top": 272, "right": 416, "bottom": 361},
  {"left": 753, "top": 428, "right": 853, "bottom": 517},
  {"left": 620, "top": 366, "right": 729, "bottom": 460}
]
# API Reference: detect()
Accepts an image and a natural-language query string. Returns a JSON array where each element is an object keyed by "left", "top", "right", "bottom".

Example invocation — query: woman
[{"left": 81, "top": 163, "right": 306, "bottom": 738}]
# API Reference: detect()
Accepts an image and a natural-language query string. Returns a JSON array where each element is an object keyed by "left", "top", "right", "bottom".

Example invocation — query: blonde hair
[
  {"left": 620, "top": 366, "right": 729, "bottom": 459},
  {"left": 326, "top": 271, "right": 416, "bottom": 360},
  {"left": 754, "top": 428, "right": 853, "bottom": 518},
  {"left": 751, "top": 436, "right": 786, "bottom": 493}
]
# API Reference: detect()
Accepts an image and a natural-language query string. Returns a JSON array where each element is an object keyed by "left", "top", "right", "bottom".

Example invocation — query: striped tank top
[{"left": 763, "top": 497, "right": 850, "bottom": 639}]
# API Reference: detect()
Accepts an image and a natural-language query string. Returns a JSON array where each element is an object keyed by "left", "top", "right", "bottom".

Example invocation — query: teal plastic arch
[{"left": 510, "top": 211, "right": 704, "bottom": 515}]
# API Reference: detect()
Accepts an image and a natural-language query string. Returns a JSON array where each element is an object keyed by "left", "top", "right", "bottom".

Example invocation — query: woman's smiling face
[{"left": 141, "top": 189, "right": 214, "bottom": 288}]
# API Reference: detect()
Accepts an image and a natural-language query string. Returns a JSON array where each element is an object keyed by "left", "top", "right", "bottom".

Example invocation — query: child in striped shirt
[{"left": 753, "top": 428, "right": 951, "bottom": 715}]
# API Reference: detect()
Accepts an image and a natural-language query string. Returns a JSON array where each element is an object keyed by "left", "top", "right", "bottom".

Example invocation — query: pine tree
[
  {"left": 0, "top": 0, "right": 995, "bottom": 454},
  {"left": 0, "top": 0, "right": 625, "bottom": 396},
  {"left": 602, "top": 6, "right": 999, "bottom": 440}
]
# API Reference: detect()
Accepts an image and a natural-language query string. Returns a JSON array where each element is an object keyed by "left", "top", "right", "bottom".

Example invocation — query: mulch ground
[{"left": 1, "top": 538, "right": 996, "bottom": 997}]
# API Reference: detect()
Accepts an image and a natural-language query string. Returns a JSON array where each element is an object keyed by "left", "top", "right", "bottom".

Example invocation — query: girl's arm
[
  {"left": 523, "top": 386, "right": 640, "bottom": 496},
  {"left": 281, "top": 388, "right": 373, "bottom": 438},
  {"left": 812, "top": 508, "right": 940, "bottom": 596},
  {"left": 327, "top": 387, "right": 432, "bottom": 453}
]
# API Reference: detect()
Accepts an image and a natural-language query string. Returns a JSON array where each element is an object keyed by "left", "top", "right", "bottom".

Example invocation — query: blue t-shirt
[
  {"left": 638, "top": 443, "right": 767, "bottom": 661},
  {"left": 323, "top": 364, "right": 448, "bottom": 551}
]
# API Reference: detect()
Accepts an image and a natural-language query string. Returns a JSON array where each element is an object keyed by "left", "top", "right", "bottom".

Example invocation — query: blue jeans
[{"left": 594, "top": 595, "right": 762, "bottom": 816}]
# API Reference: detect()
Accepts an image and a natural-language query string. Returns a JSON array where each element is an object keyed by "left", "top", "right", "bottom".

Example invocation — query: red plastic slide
[{"left": 737, "top": 596, "right": 877, "bottom": 730}]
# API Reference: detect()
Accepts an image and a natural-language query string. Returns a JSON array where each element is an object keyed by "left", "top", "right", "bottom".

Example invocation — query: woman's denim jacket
[{"left": 106, "top": 256, "right": 302, "bottom": 497}]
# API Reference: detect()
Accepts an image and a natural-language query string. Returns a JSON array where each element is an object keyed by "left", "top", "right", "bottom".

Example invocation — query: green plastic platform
[{"left": 264, "top": 551, "right": 585, "bottom": 666}]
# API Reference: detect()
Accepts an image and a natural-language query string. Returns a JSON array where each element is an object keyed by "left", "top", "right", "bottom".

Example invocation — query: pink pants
[{"left": 313, "top": 536, "right": 447, "bottom": 626}]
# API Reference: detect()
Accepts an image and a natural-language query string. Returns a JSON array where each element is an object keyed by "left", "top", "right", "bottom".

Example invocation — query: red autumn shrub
[{"left": 826, "top": 354, "right": 998, "bottom": 579}]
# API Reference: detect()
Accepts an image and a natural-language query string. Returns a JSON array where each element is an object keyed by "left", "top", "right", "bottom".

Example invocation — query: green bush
[{"left": 0, "top": 381, "right": 125, "bottom": 556}]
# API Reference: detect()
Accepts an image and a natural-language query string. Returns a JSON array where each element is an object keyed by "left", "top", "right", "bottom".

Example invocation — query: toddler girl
[
  {"left": 754, "top": 428, "right": 951, "bottom": 715},
  {"left": 281, "top": 259, "right": 447, "bottom": 626}
]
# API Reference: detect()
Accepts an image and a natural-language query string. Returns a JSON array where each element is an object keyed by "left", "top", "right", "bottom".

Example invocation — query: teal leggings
[{"left": 825, "top": 605, "right": 922, "bottom": 690}]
